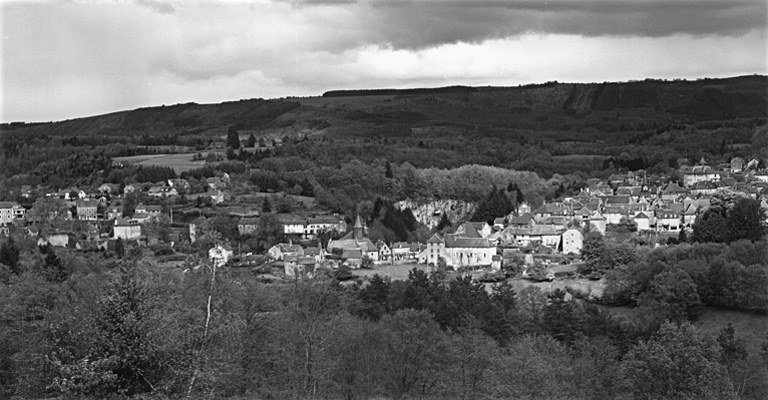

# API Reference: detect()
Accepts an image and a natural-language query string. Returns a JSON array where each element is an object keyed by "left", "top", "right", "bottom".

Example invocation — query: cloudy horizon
[{"left": 2, "top": 0, "right": 766, "bottom": 123}]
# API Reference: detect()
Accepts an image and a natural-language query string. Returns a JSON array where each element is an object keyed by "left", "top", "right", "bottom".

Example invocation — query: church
[
  {"left": 425, "top": 231, "right": 496, "bottom": 269},
  {"left": 327, "top": 215, "right": 379, "bottom": 265}
]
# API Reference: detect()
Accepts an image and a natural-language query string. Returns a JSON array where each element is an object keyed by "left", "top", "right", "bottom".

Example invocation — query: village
[{"left": 1, "top": 155, "right": 767, "bottom": 285}]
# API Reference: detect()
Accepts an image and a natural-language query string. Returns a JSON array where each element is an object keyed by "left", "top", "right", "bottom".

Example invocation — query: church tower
[{"left": 353, "top": 215, "right": 364, "bottom": 241}]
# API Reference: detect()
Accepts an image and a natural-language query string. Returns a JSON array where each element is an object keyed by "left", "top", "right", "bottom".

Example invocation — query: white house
[
  {"left": 634, "top": 212, "right": 652, "bottom": 231},
  {"left": 561, "top": 229, "right": 583, "bottom": 255},
  {"left": 113, "top": 218, "right": 141, "bottom": 240},
  {"left": 0, "top": 202, "right": 25, "bottom": 225},
  {"left": 377, "top": 241, "right": 391, "bottom": 262},
  {"left": 655, "top": 210, "right": 681, "bottom": 232}
]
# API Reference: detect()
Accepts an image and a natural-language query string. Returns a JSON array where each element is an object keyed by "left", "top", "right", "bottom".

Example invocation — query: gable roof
[
  {"left": 443, "top": 234, "right": 494, "bottom": 248},
  {"left": 427, "top": 233, "right": 444, "bottom": 244},
  {"left": 508, "top": 213, "right": 534, "bottom": 225}
]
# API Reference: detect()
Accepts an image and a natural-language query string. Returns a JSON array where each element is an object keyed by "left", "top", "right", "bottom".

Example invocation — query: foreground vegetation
[{"left": 1, "top": 235, "right": 767, "bottom": 399}]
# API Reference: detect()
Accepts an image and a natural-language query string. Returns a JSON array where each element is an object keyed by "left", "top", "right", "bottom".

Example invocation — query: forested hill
[
  {"left": 3, "top": 75, "right": 766, "bottom": 140},
  {"left": 2, "top": 75, "right": 767, "bottom": 185}
]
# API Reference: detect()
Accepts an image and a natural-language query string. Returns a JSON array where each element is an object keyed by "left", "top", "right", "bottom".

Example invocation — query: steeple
[{"left": 353, "top": 215, "right": 364, "bottom": 240}]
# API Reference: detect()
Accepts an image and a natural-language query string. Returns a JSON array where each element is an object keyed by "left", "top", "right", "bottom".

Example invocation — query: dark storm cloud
[{"left": 287, "top": 0, "right": 766, "bottom": 49}]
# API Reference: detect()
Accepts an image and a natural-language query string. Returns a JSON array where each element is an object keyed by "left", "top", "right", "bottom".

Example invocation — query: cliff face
[{"left": 395, "top": 198, "right": 477, "bottom": 229}]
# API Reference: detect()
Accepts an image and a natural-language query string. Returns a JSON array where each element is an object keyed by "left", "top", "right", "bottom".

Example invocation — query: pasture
[{"left": 113, "top": 153, "right": 206, "bottom": 173}]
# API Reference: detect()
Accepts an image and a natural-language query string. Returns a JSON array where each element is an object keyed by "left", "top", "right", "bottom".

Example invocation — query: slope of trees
[{"left": 3, "top": 254, "right": 766, "bottom": 399}]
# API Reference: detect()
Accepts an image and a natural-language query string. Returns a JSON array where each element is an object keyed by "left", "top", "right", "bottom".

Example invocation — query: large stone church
[{"left": 425, "top": 223, "right": 496, "bottom": 269}]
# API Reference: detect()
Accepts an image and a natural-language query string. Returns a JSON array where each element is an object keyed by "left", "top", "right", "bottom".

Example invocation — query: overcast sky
[{"left": 2, "top": 0, "right": 766, "bottom": 122}]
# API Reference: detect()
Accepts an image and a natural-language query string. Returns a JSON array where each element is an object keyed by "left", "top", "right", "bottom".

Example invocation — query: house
[
  {"left": 425, "top": 233, "right": 496, "bottom": 269},
  {"left": 147, "top": 186, "right": 164, "bottom": 198},
  {"left": 682, "top": 204, "right": 698, "bottom": 227},
  {"left": 305, "top": 215, "right": 346, "bottom": 237},
  {"left": 106, "top": 205, "right": 123, "bottom": 220},
  {"left": 508, "top": 213, "right": 535, "bottom": 227},
  {"left": 268, "top": 243, "right": 304, "bottom": 261},
  {"left": 501, "top": 225, "right": 562, "bottom": 248},
  {"left": 491, "top": 255, "right": 502, "bottom": 270},
  {"left": 377, "top": 240, "right": 391, "bottom": 262},
  {"left": 0, "top": 202, "right": 26, "bottom": 225},
  {"left": 690, "top": 181, "right": 717, "bottom": 197},
  {"left": 574, "top": 207, "right": 592, "bottom": 224},
  {"left": 37, "top": 233, "right": 71, "bottom": 248},
  {"left": 278, "top": 214, "right": 307, "bottom": 238},
  {"left": 113, "top": 218, "right": 141, "bottom": 240},
  {"left": 561, "top": 228, "right": 583, "bottom": 255},
  {"left": 602, "top": 206, "right": 629, "bottom": 225},
  {"left": 148, "top": 185, "right": 178, "bottom": 198},
  {"left": 654, "top": 209, "right": 681, "bottom": 232},
  {"left": 681, "top": 165, "right": 720, "bottom": 187},
  {"left": 303, "top": 246, "right": 326, "bottom": 263},
  {"left": 238, "top": 218, "right": 259, "bottom": 236},
  {"left": 284, "top": 255, "right": 317, "bottom": 278},
  {"left": 123, "top": 184, "right": 137, "bottom": 195},
  {"left": 134, "top": 204, "right": 162, "bottom": 220},
  {"left": 588, "top": 213, "right": 607, "bottom": 235},
  {"left": 76, "top": 199, "right": 99, "bottom": 221},
  {"left": 661, "top": 182, "right": 687, "bottom": 201},
  {"left": 98, "top": 183, "right": 118, "bottom": 195},
  {"left": 391, "top": 242, "right": 411, "bottom": 262},
  {"left": 209, "top": 244, "right": 234, "bottom": 268},
  {"left": 634, "top": 212, "right": 652, "bottom": 231}
]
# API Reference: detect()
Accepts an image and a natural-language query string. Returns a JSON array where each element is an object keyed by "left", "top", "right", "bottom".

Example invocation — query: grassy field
[
  {"left": 352, "top": 263, "right": 431, "bottom": 280},
  {"left": 113, "top": 153, "right": 206, "bottom": 173},
  {"left": 697, "top": 308, "right": 767, "bottom": 353}
]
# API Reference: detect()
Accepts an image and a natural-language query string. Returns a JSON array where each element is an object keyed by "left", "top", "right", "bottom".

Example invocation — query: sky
[{"left": 1, "top": 0, "right": 767, "bottom": 122}]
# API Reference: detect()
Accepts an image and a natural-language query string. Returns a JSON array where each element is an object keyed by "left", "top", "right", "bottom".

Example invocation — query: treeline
[
  {"left": 322, "top": 85, "right": 478, "bottom": 97},
  {"left": 249, "top": 156, "right": 551, "bottom": 204},
  {"left": 2, "top": 256, "right": 766, "bottom": 399},
  {"left": 603, "top": 240, "right": 768, "bottom": 315}
]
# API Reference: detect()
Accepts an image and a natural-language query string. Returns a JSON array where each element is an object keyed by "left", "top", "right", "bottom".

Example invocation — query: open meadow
[{"left": 113, "top": 153, "right": 206, "bottom": 173}]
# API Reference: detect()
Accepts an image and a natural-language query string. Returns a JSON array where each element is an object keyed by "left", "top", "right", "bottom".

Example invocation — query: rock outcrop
[{"left": 395, "top": 198, "right": 477, "bottom": 229}]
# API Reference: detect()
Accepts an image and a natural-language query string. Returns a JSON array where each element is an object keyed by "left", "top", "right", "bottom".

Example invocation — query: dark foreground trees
[{"left": 1, "top": 252, "right": 767, "bottom": 399}]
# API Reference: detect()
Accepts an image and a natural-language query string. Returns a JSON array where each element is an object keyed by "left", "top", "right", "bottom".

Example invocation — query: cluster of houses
[{"left": 2, "top": 157, "right": 768, "bottom": 277}]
